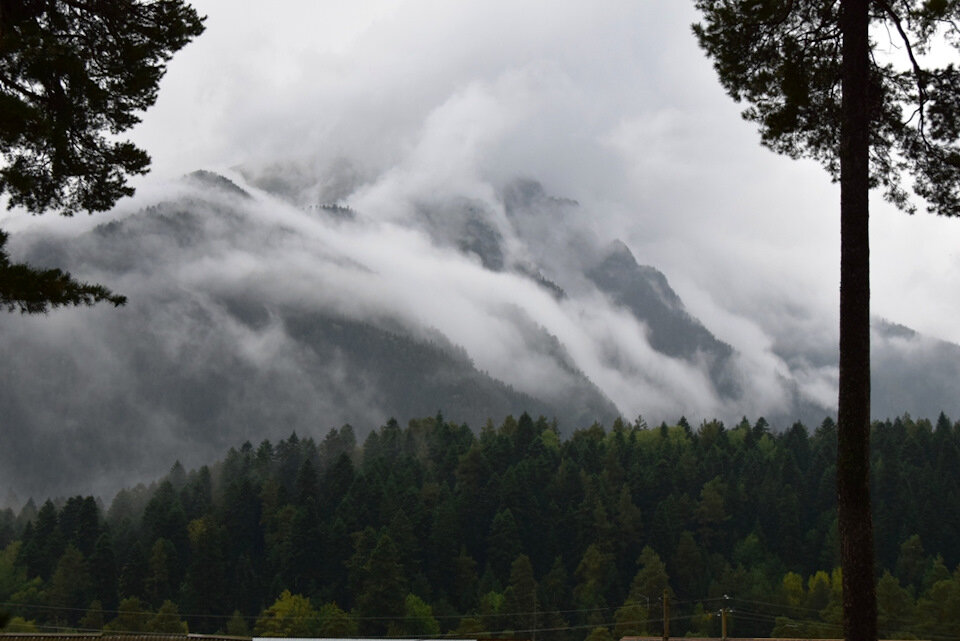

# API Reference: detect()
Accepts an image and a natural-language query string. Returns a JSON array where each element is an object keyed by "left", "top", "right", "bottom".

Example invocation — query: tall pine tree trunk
[{"left": 838, "top": 1, "right": 877, "bottom": 640}]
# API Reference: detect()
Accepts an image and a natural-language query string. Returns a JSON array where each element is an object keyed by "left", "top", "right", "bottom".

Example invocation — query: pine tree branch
[
  {"left": 0, "top": 230, "right": 125, "bottom": 313},
  {"left": 876, "top": 0, "right": 931, "bottom": 145}
]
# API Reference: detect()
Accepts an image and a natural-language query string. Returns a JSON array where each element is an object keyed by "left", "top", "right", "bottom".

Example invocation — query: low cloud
[{"left": 3, "top": 1, "right": 960, "bottom": 501}]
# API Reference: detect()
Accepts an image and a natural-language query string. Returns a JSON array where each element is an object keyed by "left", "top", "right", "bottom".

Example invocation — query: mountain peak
[
  {"left": 184, "top": 170, "right": 251, "bottom": 199},
  {"left": 502, "top": 178, "right": 579, "bottom": 214},
  {"left": 601, "top": 239, "right": 637, "bottom": 266}
]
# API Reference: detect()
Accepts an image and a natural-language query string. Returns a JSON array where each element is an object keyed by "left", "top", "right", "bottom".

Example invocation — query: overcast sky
[
  {"left": 3, "top": 0, "right": 955, "bottom": 350},
  {"left": 112, "top": 0, "right": 960, "bottom": 349}
]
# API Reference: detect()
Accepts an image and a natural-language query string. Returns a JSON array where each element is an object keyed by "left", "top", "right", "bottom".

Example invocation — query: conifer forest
[{"left": 1, "top": 413, "right": 959, "bottom": 640}]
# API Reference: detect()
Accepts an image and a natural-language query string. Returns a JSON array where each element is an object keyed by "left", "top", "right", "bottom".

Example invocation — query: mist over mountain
[{"left": 2, "top": 168, "right": 959, "bottom": 502}]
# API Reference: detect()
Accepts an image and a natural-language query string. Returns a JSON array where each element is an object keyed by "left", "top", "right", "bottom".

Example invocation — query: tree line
[{"left": 1, "top": 412, "right": 959, "bottom": 639}]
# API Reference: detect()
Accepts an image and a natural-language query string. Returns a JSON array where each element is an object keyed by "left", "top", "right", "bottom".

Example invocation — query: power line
[{"left": 9, "top": 593, "right": 959, "bottom": 640}]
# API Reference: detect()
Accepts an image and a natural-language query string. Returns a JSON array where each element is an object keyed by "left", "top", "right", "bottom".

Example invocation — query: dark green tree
[
  {"left": 78, "top": 599, "right": 104, "bottom": 631},
  {"left": 670, "top": 531, "right": 706, "bottom": 600},
  {"left": 57, "top": 497, "right": 100, "bottom": 557},
  {"left": 47, "top": 545, "right": 93, "bottom": 625},
  {"left": 502, "top": 554, "right": 538, "bottom": 634},
  {"left": 0, "top": 0, "right": 204, "bottom": 312},
  {"left": 19, "top": 499, "right": 63, "bottom": 580},
  {"left": 143, "top": 538, "right": 178, "bottom": 607},
  {"left": 224, "top": 610, "right": 250, "bottom": 637},
  {"left": 537, "top": 556, "right": 572, "bottom": 641},
  {"left": 89, "top": 534, "right": 118, "bottom": 610},
  {"left": 353, "top": 532, "right": 408, "bottom": 635},
  {"left": 179, "top": 466, "right": 212, "bottom": 519},
  {"left": 487, "top": 508, "right": 522, "bottom": 583},
  {"left": 117, "top": 540, "right": 147, "bottom": 600},
  {"left": 612, "top": 486, "right": 643, "bottom": 573},
  {"left": 573, "top": 543, "right": 616, "bottom": 626},
  {"left": 141, "top": 481, "right": 189, "bottom": 561},
  {"left": 0, "top": 509, "right": 15, "bottom": 551},
  {"left": 452, "top": 548, "right": 480, "bottom": 613},
  {"left": 693, "top": 2, "right": 960, "bottom": 639},
  {"left": 180, "top": 516, "right": 227, "bottom": 630},
  {"left": 426, "top": 492, "right": 460, "bottom": 594}
]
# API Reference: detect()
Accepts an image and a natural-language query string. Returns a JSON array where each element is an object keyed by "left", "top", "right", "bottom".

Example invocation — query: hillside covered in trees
[{"left": 1, "top": 413, "right": 959, "bottom": 640}]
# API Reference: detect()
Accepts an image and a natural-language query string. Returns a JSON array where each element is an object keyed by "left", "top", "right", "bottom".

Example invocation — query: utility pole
[
  {"left": 720, "top": 594, "right": 731, "bottom": 641},
  {"left": 662, "top": 589, "right": 670, "bottom": 641}
]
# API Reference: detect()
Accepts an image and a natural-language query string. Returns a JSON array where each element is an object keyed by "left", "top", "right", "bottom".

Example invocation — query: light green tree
[
  {"left": 875, "top": 571, "right": 914, "bottom": 638},
  {"left": 399, "top": 593, "right": 440, "bottom": 636},
  {"left": 9, "top": 576, "right": 45, "bottom": 617},
  {"left": 455, "top": 615, "right": 486, "bottom": 636},
  {"left": 0, "top": 543, "right": 26, "bottom": 603},
  {"left": 915, "top": 575, "right": 960, "bottom": 639},
  {"left": 253, "top": 590, "right": 320, "bottom": 638},
  {"left": 613, "top": 600, "right": 649, "bottom": 637},
  {"left": 584, "top": 625, "right": 614, "bottom": 641},
  {"left": 4, "top": 617, "right": 38, "bottom": 632},
  {"left": 574, "top": 543, "right": 615, "bottom": 625},
  {"left": 781, "top": 571, "right": 805, "bottom": 609},
  {"left": 146, "top": 600, "right": 188, "bottom": 634},
  {"left": 104, "top": 597, "right": 151, "bottom": 633},
  {"left": 316, "top": 602, "right": 357, "bottom": 637},
  {"left": 628, "top": 546, "right": 671, "bottom": 603}
]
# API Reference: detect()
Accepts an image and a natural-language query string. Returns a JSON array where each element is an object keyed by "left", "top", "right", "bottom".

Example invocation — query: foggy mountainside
[
  {"left": 2, "top": 414, "right": 960, "bottom": 639},
  {"left": 2, "top": 169, "right": 960, "bottom": 500}
]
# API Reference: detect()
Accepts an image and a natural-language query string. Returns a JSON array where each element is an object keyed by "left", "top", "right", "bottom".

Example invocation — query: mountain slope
[
  {"left": 586, "top": 240, "right": 740, "bottom": 398},
  {"left": 0, "top": 179, "right": 618, "bottom": 499},
  {"left": 3, "top": 170, "right": 960, "bottom": 500}
]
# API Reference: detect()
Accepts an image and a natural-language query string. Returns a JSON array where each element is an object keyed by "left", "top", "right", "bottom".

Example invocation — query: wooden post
[
  {"left": 721, "top": 606, "right": 728, "bottom": 641},
  {"left": 662, "top": 589, "right": 670, "bottom": 641}
]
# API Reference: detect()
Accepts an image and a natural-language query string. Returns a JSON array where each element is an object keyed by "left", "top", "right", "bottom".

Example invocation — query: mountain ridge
[{"left": 2, "top": 169, "right": 959, "bottom": 500}]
